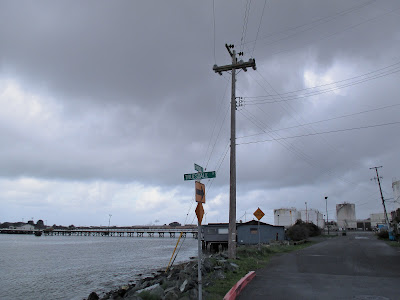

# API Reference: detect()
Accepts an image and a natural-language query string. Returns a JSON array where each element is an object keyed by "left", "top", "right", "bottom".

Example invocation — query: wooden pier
[{"left": 0, "top": 227, "right": 198, "bottom": 238}]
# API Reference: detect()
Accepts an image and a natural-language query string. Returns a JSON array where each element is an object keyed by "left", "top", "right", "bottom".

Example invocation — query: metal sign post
[
  {"left": 253, "top": 208, "right": 265, "bottom": 251},
  {"left": 195, "top": 202, "right": 204, "bottom": 300},
  {"left": 185, "top": 164, "right": 213, "bottom": 300}
]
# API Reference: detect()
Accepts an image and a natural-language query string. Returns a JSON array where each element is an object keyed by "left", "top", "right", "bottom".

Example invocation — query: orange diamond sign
[
  {"left": 195, "top": 202, "right": 204, "bottom": 224},
  {"left": 253, "top": 207, "right": 265, "bottom": 221}
]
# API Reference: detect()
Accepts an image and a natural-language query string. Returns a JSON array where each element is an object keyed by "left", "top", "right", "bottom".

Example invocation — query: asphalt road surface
[{"left": 237, "top": 232, "right": 400, "bottom": 300}]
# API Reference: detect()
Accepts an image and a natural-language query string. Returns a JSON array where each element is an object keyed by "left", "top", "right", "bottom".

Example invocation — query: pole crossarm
[{"left": 213, "top": 59, "right": 256, "bottom": 75}]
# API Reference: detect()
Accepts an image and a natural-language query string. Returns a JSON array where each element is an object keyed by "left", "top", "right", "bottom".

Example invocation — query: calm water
[{"left": 0, "top": 234, "right": 197, "bottom": 300}]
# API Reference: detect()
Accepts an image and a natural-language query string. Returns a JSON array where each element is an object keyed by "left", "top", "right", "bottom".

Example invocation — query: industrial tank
[
  {"left": 301, "top": 209, "right": 325, "bottom": 228},
  {"left": 392, "top": 180, "right": 400, "bottom": 210},
  {"left": 336, "top": 203, "right": 356, "bottom": 230},
  {"left": 274, "top": 208, "right": 301, "bottom": 227}
]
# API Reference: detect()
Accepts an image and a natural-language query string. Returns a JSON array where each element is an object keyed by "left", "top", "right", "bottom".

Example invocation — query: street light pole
[{"left": 325, "top": 196, "right": 329, "bottom": 235}]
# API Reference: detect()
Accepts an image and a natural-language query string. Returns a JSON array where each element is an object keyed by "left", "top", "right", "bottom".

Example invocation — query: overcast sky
[{"left": 1, "top": 0, "right": 399, "bottom": 227}]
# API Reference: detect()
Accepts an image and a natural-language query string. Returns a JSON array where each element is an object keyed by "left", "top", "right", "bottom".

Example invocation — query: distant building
[
  {"left": 370, "top": 213, "right": 391, "bottom": 229},
  {"left": 202, "top": 221, "right": 284, "bottom": 251},
  {"left": 274, "top": 208, "right": 301, "bottom": 227},
  {"left": 17, "top": 224, "right": 35, "bottom": 231},
  {"left": 356, "top": 219, "right": 371, "bottom": 231},
  {"left": 336, "top": 203, "right": 356, "bottom": 230},
  {"left": 301, "top": 209, "right": 325, "bottom": 228}
]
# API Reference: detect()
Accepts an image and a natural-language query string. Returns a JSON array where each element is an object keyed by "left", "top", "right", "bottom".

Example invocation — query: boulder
[
  {"left": 164, "top": 289, "right": 179, "bottom": 300},
  {"left": 135, "top": 283, "right": 162, "bottom": 295},
  {"left": 87, "top": 292, "right": 99, "bottom": 300},
  {"left": 179, "top": 279, "right": 188, "bottom": 293}
]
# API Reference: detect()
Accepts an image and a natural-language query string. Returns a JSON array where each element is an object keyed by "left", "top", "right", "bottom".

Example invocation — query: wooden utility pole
[
  {"left": 370, "top": 166, "right": 391, "bottom": 231},
  {"left": 213, "top": 44, "right": 256, "bottom": 259}
]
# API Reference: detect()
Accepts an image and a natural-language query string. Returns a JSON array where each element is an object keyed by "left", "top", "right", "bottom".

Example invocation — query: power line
[
  {"left": 203, "top": 81, "right": 230, "bottom": 170},
  {"left": 244, "top": 62, "right": 400, "bottom": 104},
  {"left": 243, "top": 0, "right": 376, "bottom": 47},
  {"left": 251, "top": 0, "right": 268, "bottom": 58},
  {"left": 212, "top": 0, "right": 216, "bottom": 64},
  {"left": 240, "top": 0, "right": 252, "bottom": 52},
  {"left": 252, "top": 0, "right": 377, "bottom": 50},
  {"left": 266, "top": 5, "right": 400, "bottom": 58},
  {"left": 237, "top": 103, "right": 400, "bottom": 140},
  {"left": 245, "top": 60, "right": 400, "bottom": 100},
  {"left": 204, "top": 105, "right": 229, "bottom": 170},
  {"left": 237, "top": 121, "right": 400, "bottom": 145}
]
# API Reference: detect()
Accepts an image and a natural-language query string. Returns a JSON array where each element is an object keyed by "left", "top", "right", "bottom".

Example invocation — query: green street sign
[
  {"left": 194, "top": 163, "right": 204, "bottom": 173},
  {"left": 184, "top": 171, "right": 216, "bottom": 181}
]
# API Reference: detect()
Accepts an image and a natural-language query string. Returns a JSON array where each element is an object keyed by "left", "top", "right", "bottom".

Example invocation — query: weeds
[{"left": 205, "top": 242, "right": 314, "bottom": 299}]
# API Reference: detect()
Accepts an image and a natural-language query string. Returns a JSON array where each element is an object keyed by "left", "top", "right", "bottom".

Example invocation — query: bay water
[{"left": 0, "top": 234, "right": 197, "bottom": 300}]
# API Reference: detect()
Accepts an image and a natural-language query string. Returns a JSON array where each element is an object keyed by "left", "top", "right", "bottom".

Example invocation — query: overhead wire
[
  {"left": 240, "top": 0, "right": 252, "bottom": 52},
  {"left": 237, "top": 103, "right": 400, "bottom": 140},
  {"left": 243, "top": 0, "right": 376, "bottom": 47},
  {"left": 237, "top": 121, "right": 400, "bottom": 145},
  {"left": 251, "top": 0, "right": 268, "bottom": 58},
  {"left": 266, "top": 5, "right": 400, "bottom": 58},
  {"left": 202, "top": 80, "right": 230, "bottom": 170},
  {"left": 253, "top": 0, "right": 377, "bottom": 49},
  {"left": 212, "top": 0, "right": 216, "bottom": 64},
  {"left": 244, "top": 61, "right": 400, "bottom": 104}
]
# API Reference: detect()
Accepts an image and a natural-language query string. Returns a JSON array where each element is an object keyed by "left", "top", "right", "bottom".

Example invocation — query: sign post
[
  {"left": 195, "top": 202, "right": 204, "bottom": 300},
  {"left": 253, "top": 208, "right": 265, "bottom": 250},
  {"left": 185, "top": 164, "right": 215, "bottom": 300}
]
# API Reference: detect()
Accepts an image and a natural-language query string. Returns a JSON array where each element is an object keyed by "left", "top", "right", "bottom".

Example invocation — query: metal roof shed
[{"left": 237, "top": 220, "right": 285, "bottom": 245}]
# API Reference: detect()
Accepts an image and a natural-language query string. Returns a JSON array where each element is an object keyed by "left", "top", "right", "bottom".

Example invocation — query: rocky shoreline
[{"left": 85, "top": 252, "right": 238, "bottom": 300}]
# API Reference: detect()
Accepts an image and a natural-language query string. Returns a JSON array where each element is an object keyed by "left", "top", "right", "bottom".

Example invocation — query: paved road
[{"left": 238, "top": 232, "right": 400, "bottom": 300}]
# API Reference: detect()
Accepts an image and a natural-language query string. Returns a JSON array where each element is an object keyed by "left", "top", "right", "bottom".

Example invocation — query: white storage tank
[
  {"left": 274, "top": 208, "right": 301, "bottom": 227},
  {"left": 336, "top": 203, "right": 356, "bottom": 230},
  {"left": 392, "top": 179, "right": 400, "bottom": 210},
  {"left": 301, "top": 209, "right": 325, "bottom": 228}
]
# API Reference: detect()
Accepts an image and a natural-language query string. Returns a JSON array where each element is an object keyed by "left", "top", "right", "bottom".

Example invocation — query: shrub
[
  {"left": 377, "top": 230, "right": 389, "bottom": 239},
  {"left": 286, "top": 220, "right": 321, "bottom": 241}
]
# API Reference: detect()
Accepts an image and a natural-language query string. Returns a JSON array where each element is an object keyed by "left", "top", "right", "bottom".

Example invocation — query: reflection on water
[{"left": 0, "top": 234, "right": 197, "bottom": 300}]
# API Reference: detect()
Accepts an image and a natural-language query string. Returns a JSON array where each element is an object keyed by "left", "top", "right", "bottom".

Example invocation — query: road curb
[{"left": 223, "top": 271, "right": 256, "bottom": 300}]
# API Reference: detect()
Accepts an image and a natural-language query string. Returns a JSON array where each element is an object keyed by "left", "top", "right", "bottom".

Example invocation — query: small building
[
  {"left": 17, "top": 224, "right": 35, "bottom": 231},
  {"left": 202, "top": 221, "right": 285, "bottom": 251},
  {"left": 202, "top": 223, "right": 229, "bottom": 251},
  {"left": 237, "top": 220, "right": 284, "bottom": 245}
]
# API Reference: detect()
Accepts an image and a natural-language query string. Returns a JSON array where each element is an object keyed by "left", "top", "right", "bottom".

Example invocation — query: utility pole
[
  {"left": 370, "top": 166, "right": 391, "bottom": 231},
  {"left": 213, "top": 44, "right": 256, "bottom": 259}
]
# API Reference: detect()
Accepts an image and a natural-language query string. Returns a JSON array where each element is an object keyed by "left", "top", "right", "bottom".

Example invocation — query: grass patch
[
  {"left": 320, "top": 234, "right": 338, "bottom": 238},
  {"left": 205, "top": 242, "right": 315, "bottom": 300},
  {"left": 386, "top": 241, "right": 400, "bottom": 247}
]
